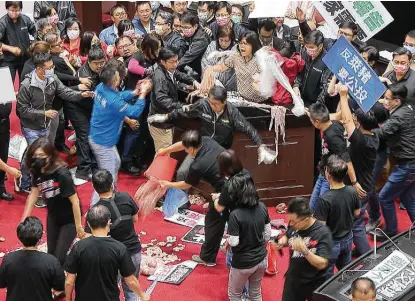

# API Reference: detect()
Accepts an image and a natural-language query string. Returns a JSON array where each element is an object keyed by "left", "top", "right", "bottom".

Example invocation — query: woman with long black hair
[
  {"left": 20, "top": 137, "right": 85, "bottom": 265},
  {"left": 216, "top": 150, "right": 271, "bottom": 301}
]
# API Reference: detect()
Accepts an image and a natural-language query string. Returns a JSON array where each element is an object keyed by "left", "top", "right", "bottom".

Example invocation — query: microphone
[
  {"left": 407, "top": 220, "right": 415, "bottom": 240},
  {"left": 340, "top": 269, "right": 391, "bottom": 282},
  {"left": 372, "top": 228, "right": 415, "bottom": 270}
]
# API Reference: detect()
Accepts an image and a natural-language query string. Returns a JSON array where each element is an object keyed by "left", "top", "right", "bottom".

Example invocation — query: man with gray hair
[
  {"left": 155, "top": 11, "right": 186, "bottom": 58},
  {"left": 351, "top": 277, "right": 376, "bottom": 301},
  {"left": 64, "top": 205, "right": 150, "bottom": 301}
]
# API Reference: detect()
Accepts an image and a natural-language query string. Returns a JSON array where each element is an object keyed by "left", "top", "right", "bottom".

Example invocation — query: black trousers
[
  {"left": 282, "top": 276, "right": 322, "bottom": 301},
  {"left": 54, "top": 109, "right": 66, "bottom": 148},
  {"left": 0, "top": 115, "right": 10, "bottom": 193},
  {"left": 47, "top": 214, "right": 76, "bottom": 266},
  {"left": 200, "top": 203, "right": 228, "bottom": 263},
  {"left": 65, "top": 103, "right": 97, "bottom": 175}
]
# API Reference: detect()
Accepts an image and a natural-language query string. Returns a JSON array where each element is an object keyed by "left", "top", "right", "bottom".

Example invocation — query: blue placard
[{"left": 322, "top": 35, "right": 386, "bottom": 113}]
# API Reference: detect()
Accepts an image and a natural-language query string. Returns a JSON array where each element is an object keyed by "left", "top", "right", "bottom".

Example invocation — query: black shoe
[
  {"left": 121, "top": 163, "right": 141, "bottom": 176},
  {"left": 351, "top": 248, "right": 361, "bottom": 258},
  {"left": 370, "top": 230, "right": 396, "bottom": 242},
  {"left": 179, "top": 201, "right": 191, "bottom": 210},
  {"left": 55, "top": 144, "right": 71, "bottom": 154},
  {"left": 66, "top": 124, "right": 74, "bottom": 130},
  {"left": 75, "top": 171, "right": 92, "bottom": 182},
  {"left": 0, "top": 192, "right": 13, "bottom": 201},
  {"left": 156, "top": 196, "right": 165, "bottom": 208},
  {"left": 35, "top": 197, "right": 47, "bottom": 208}
]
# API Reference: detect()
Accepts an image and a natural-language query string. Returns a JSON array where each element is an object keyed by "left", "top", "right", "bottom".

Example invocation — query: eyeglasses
[
  {"left": 231, "top": 13, "right": 243, "bottom": 17},
  {"left": 42, "top": 65, "right": 55, "bottom": 71},
  {"left": 113, "top": 12, "right": 126, "bottom": 18},
  {"left": 117, "top": 43, "right": 133, "bottom": 50},
  {"left": 289, "top": 216, "right": 310, "bottom": 227},
  {"left": 166, "top": 59, "right": 178, "bottom": 64},
  {"left": 404, "top": 42, "right": 415, "bottom": 47},
  {"left": 338, "top": 29, "right": 353, "bottom": 37},
  {"left": 155, "top": 22, "right": 166, "bottom": 26},
  {"left": 8, "top": 9, "right": 21, "bottom": 13},
  {"left": 91, "top": 60, "right": 106, "bottom": 67},
  {"left": 392, "top": 60, "right": 409, "bottom": 66}
]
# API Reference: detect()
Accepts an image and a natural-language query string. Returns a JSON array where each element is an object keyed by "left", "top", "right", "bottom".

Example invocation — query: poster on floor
[
  {"left": 148, "top": 260, "right": 198, "bottom": 285},
  {"left": 181, "top": 224, "right": 227, "bottom": 246},
  {"left": 182, "top": 225, "right": 206, "bottom": 245},
  {"left": 313, "top": 1, "right": 393, "bottom": 42},
  {"left": 0, "top": 67, "right": 17, "bottom": 104},
  {"left": 164, "top": 209, "right": 205, "bottom": 227},
  {"left": 8, "top": 135, "right": 27, "bottom": 162}
]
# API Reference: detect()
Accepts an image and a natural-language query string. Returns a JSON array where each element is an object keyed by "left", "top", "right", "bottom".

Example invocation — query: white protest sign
[
  {"left": 0, "top": 67, "right": 16, "bottom": 104},
  {"left": 8, "top": 135, "right": 27, "bottom": 162},
  {"left": 249, "top": 1, "right": 291, "bottom": 18},
  {"left": 313, "top": 1, "right": 394, "bottom": 42}
]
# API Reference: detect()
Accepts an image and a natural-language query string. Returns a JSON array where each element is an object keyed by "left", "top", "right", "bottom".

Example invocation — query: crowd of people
[{"left": 0, "top": 1, "right": 413, "bottom": 301}]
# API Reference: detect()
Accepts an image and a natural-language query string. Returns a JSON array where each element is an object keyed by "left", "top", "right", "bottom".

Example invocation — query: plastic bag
[
  {"left": 163, "top": 188, "right": 189, "bottom": 217},
  {"left": 135, "top": 180, "right": 166, "bottom": 218}
]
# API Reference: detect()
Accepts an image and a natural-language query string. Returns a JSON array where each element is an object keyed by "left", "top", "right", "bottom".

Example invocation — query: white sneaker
[{"left": 68, "top": 133, "right": 76, "bottom": 142}]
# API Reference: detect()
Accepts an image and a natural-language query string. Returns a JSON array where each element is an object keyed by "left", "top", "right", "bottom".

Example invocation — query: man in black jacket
[
  {"left": 149, "top": 85, "right": 262, "bottom": 202},
  {"left": 372, "top": 83, "right": 415, "bottom": 240},
  {"left": 293, "top": 30, "right": 331, "bottom": 107},
  {"left": 0, "top": 1, "right": 36, "bottom": 81},
  {"left": 149, "top": 85, "right": 262, "bottom": 149},
  {"left": 66, "top": 47, "right": 106, "bottom": 181},
  {"left": 382, "top": 47, "right": 415, "bottom": 104},
  {"left": 177, "top": 11, "right": 210, "bottom": 79},
  {"left": 17, "top": 52, "right": 93, "bottom": 195},
  {"left": 149, "top": 47, "right": 198, "bottom": 152},
  {"left": 155, "top": 11, "right": 187, "bottom": 59}
]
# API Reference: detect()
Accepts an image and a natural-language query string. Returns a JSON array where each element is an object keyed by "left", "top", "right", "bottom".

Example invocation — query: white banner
[{"left": 313, "top": 1, "right": 394, "bottom": 42}]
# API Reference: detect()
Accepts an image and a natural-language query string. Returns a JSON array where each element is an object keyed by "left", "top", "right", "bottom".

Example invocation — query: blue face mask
[
  {"left": 404, "top": 44, "right": 415, "bottom": 55},
  {"left": 45, "top": 68, "right": 54, "bottom": 78}
]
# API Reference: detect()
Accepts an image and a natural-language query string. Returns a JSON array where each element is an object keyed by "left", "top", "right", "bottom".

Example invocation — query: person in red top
[
  {"left": 271, "top": 40, "right": 305, "bottom": 105},
  {"left": 61, "top": 18, "right": 83, "bottom": 68}
]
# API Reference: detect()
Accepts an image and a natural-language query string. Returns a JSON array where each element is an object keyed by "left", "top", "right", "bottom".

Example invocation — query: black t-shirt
[
  {"left": 321, "top": 121, "right": 351, "bottom": 170},
  {"left": 228, "top": 202, "right": 270, "bottom": 269},
  {"left": 314, "top": 186, "right": 361, "bottom": 240},
  {"left": 218, "top": 169, "right": 252, "bottom": 212},
  {"left": 371, "top": 102, "right": 389, "bottom": 153},
  {"left": 348, "top": 129, "right": 379, "bottom": 192},
  {"left": 185, "top": 136, "right": 225, "bottom": 192},
  {"left": 95, "top": 192, "right": 141, "bottom": 255},
  {"left": 64, "top": 236, "right": 135, "bottom": 301},
  {"left": 0, "top": 250, "right": 65, "bottom": 301},
  {"left": 32, "top": 166, "right": 78, "bottom": 225},
  {"left": 285, "top": 221, "right": 333, "bottom": 284}
]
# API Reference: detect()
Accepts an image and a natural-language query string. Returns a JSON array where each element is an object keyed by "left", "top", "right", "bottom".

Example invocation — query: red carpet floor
[{"left": 0, "top": 101, "right": 412, "bottom": 301}]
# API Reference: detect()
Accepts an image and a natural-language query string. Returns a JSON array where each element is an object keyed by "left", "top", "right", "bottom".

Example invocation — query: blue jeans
[
  {"left": 310, "top": 174, "right": 330, "bottom": 211},
  {"left": 367, "top": 149, "right": 389, "bottom": 221},
  {"left": 352, "top": 202, "right": 371, "bottom": 255},
  {"left": 20, "top": 127, "right": 50, "bottom": 190},
  {"left": 379, "top": 163, "right": 415, "bottom": 234},
  {"left": 120, "top": 252, "right": 141, "bottom": 301},
  {"left": 121, "top": 126, "right": 140, "bottom": 164},
  {"left": 327, "top": 232, "right": 353, "bottom": 279},
  {"left": 89, "top": 138, "right": 121, "bottom": 206},
  {"left": 226, "top": 251, "right": 248, "bottom": 296}
]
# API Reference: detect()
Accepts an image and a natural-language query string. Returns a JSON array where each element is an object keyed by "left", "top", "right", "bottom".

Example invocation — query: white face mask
[
  {"left": 155, "top": 25, "right": 165, "bottom": 35},
  {"left": 67, "top": 29, "right": 80, "bottom": 40}
]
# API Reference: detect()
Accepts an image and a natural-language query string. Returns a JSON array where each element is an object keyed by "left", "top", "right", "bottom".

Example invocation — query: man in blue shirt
[
  {"left": 99, "top": 4, "right": 127, "bottom": 45},
  {"left": 89, "top": 62, "right": 152, "bottom": 206}
]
